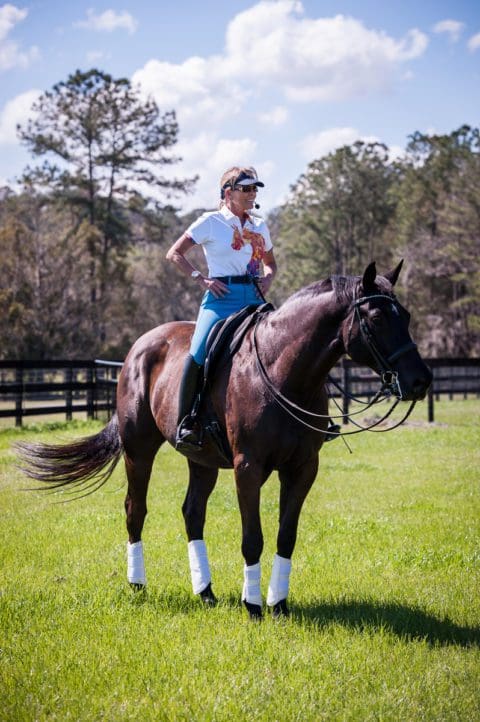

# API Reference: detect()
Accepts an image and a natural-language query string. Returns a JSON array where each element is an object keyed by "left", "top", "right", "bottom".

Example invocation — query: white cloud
[
  {"left": 75, "top": 9, "right": 138, "bottom": 34},
  {"left": 131, "top": 1, "right": 429, "bottom": 212},
  {"left": 222, "top": 3, "right": 428, "bottom": 102},
  {"left": 133, "top": 1, "right": 428, "bottom": 128},
  {"left": 257, "top": 106, "right": 289, "bottom": 126},
  {"left": 299, "top": 127, "right": 378, "bottom": 159},
  {"left": 0, "top": 89, "right": 40, "bottom": 144},
  {"left": 433, "top": 19, "right": 464, "bottom": 43},
  {"left": 0, "top": 4, "right": 39, "bottom": 71},
  {"left": 467, "top": 32, "right": 480, "bottom": 52}
]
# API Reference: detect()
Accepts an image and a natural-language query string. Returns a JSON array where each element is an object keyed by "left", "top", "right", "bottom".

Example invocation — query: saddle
[
  {"left": 181, "top": 302, "right": 274, "bottom": 466},
  {"left": 203, "top": 302, "right": 274, "bottom": 387}
]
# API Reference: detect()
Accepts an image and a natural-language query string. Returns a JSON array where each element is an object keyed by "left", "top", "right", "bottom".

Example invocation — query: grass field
[{"left": 1, "top": 400, "right": 479, "bottom": 721}]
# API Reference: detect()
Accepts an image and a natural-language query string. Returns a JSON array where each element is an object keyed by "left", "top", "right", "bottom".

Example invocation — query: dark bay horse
[{"left": 19, "top": 262, "right": 432, "bottom": 619}]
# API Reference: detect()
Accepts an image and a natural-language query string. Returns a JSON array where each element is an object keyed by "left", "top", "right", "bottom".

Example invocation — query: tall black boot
[{"left": 175, "top": 354, "right": 204, "bottom": 450}]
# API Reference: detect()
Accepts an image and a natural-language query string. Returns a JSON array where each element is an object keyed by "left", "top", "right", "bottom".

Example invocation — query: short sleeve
[
  {"left": 261, "top": 222, "right": 273, "bottom": 252},
  {"left": 185, "top": 213, "right": 212, "bottom": 245}
]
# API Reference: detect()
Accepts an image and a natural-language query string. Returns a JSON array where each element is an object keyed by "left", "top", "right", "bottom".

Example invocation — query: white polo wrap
[
  {"left": 188, "top": 539, "right": 211, "bottom": 594},
  {"left": 267, "top": 554, "right": 291, "bottom": 606},
  {"left": 127, "top": 540, "right": 146, "bottom": 585},
  {"left": 242, "top": 562, "right": 262, "bottom": 606}
]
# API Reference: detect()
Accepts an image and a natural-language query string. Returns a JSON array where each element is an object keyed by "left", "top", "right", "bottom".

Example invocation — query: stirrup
[{"left": 175, "top": 416, "right": 203, "bottom": 451}]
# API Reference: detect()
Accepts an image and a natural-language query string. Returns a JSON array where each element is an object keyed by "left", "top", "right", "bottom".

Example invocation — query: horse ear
[
  {"left": 362, "top": 261, "right": 377, "bottom": 292},
  {"left": 384, "top": 259, "right": 404, "bottom": 287}
]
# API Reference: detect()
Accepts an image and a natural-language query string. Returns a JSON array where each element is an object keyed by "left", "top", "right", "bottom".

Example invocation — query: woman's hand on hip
[{"left": 203, "top": 277, "right": 230, "bottom": 299}]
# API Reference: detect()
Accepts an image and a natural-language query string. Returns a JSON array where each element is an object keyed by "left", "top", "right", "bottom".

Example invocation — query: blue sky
[{"left": 1, "top": 0, "right": 479, "bottom": 214}]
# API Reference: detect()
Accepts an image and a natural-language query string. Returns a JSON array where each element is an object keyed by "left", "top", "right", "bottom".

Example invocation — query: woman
[{"left": 166, "top": 166, "right": 277, "bottom": 451}]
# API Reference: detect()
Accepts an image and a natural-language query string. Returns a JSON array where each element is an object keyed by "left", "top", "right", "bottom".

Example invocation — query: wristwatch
[{"left": 191, "top": 270, "right": 202, "bottom": 279}]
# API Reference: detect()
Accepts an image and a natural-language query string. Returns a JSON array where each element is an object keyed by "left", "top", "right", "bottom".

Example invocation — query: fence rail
[
  {"left": 0, "top": 358, "right": 479, "bottom": 426},
  {"left": 0, "top": 360, "right": 121, "bottom": 427}
]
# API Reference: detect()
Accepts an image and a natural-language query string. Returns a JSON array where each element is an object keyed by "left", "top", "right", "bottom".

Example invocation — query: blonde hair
[{"left": 219, "top": 166, "right": 259, "bottom": 208}]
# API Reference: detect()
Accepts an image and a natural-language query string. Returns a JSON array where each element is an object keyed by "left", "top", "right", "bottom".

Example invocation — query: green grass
[{"left": 0, "top": 401, "right": 479, "bottom": 721}]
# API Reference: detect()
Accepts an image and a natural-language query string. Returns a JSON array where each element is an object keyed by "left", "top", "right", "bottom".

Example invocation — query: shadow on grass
[
  {"left": 292, "top": 598, "right": 480, "bottom": 648},
  {"left": 117, "top": 586, "right": 479, "bottom": 647}
]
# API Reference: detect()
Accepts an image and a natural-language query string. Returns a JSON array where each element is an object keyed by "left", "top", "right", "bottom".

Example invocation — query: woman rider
[{"left": 166, "top": 166, "right": 277, "bottom": 451}]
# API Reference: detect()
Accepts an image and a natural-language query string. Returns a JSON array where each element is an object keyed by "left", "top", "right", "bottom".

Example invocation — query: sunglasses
[{"left": 234, "top": 184, "right": 258, "bottom": 193}]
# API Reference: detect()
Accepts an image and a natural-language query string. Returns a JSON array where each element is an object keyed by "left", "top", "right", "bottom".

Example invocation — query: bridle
[
  {"left": 252, "top": 292, "right": 418, "bottom": 439},
  {"left": 347, "top": 293, "right": 418, "bottom": 401}
]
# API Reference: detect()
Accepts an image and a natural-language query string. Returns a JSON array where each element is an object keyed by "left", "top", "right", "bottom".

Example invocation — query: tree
[
  {"left": 0, "top": 190, "right": 94, "bottom": 358},
  {"left": 17, "top": 69, "right": 196, "bottom": 347},
  {"left": 272, "top": 142, "right": 397, "bottom": 300},
  {"left": 391, "top": 126, "right": 480, "bottom": 356}
]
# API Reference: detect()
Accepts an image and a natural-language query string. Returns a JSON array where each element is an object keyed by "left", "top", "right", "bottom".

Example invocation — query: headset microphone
[{"left": 254, "top": 203, "right": 260, "bottom": 209}]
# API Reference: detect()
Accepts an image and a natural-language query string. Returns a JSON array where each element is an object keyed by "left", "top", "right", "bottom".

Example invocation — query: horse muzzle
[{"left": 393, "top": 362, "right": 433, "bottom": 401}]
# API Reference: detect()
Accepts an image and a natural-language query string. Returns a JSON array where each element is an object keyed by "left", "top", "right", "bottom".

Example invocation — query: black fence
[
  {"left": 328, "top": 358, "right": 480, "bottom": 423},
  {"left": 0, "top": 358, "right": 479, "bottom": 427},
  {"left": 0, "top": 359, "right": 121, "bottom": 427}
]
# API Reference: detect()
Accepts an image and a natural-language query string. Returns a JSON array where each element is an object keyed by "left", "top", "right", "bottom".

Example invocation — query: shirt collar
[{"left": 220, "top": 205, "right": 252, "bottom": 226}]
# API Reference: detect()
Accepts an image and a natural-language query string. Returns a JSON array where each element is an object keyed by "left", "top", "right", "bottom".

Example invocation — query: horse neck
[{"left": 259, "top": 291, "right": 348, "bottom": 394}]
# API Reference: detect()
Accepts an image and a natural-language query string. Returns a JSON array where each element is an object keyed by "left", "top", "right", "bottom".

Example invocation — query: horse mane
[{"left": 284, "top": 274, "right": 360, "bottom": 308}]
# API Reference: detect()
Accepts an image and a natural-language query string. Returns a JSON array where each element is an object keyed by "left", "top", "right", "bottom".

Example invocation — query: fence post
[
  {"left": 342, "top": 360, "right": 350, "bottom": 424},
  {"left": 86, "top": 366, "right": 94, "bottom": 420},
  {"left": 65, "top": 366, "right": 73, "bottom": 421},
  {"left": 15, "top": 365, "right": 23, "bottom": 427},
  {"left": 428, "top": 383, "right": 434, "bottom": 423}
]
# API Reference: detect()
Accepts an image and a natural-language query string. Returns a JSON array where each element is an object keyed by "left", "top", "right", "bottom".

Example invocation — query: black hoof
[
  {"left": 199, "top": 583, "right": 217, "bottom": 606},
  {"left": 272, "top": 599, "right": 289, "bottom": 619},
  {"left": 129, "top": 582, "right": 146, "bottom": 592},
  {"left": 243, "top": 600, "right": 263, "bottom": 620}
]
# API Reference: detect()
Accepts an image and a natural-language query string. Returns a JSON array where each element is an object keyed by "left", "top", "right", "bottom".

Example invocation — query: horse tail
[{"left": 16, "top": 413, "right": 123, "bottom": 499}]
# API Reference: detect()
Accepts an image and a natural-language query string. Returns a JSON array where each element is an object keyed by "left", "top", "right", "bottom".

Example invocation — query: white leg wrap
[
  {"left": 188, "top": 539, "right": 211, "bottom": 595},
  {"left": 267, "top": 554, "right": 291, "bottom": 606},
  {"left": 242, "top": 562, "right": 262, "bottom": 606},
  {"left": 127, "top": 541, "right": 146, "bottom": 585}
]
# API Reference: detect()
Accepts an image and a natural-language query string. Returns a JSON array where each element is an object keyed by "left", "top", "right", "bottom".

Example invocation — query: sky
[{"left": 0, "top": 0, "right": 479, "bottom": 214}]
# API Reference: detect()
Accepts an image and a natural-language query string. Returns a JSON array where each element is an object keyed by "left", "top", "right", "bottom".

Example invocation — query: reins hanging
[{"left": 252, "top": 315, "right": 417, "bottom": 438}]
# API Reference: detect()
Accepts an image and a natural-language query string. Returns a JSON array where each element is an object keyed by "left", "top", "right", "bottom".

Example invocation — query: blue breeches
[{"left": 189, "top": 284, "right": 262, "bottom": 364}]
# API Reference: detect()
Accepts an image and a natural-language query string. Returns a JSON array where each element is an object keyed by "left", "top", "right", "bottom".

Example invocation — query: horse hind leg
[{"left": 182, "top": 460, "right": 219, "bottom": 605}]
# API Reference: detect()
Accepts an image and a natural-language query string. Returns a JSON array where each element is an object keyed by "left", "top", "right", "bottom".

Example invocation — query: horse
[{"left": 18, "top": 261, "right": 432, "bottom": 619}]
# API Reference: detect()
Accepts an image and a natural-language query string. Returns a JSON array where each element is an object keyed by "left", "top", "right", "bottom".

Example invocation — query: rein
[{"left": 252, "top": 299, "right": 417, "bottom": 438}]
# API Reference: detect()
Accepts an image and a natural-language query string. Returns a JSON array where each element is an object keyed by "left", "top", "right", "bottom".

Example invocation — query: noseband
[{"left": 347, "top": 294, "right": 417, "bottom": 400}]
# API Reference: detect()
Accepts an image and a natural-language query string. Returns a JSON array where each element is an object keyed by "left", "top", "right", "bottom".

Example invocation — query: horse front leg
[
  {"left": 268, "top": 456, "right": 319, "bottom": 618},
  {"left": 235, "top": 455, "right": 265, "bottom": 620},
  {"left": 182, "top": 460, "right": 219, "bottom": 605}
]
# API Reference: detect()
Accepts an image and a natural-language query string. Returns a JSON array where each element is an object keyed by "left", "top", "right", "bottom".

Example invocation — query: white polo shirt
[{"left": 186, "top": 206, "right": 272, "bottom": 278}]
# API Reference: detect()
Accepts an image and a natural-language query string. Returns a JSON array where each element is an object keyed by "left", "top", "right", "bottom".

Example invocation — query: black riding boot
[{"left": 175, "top": 355, "right": 204, "bottom": 451}]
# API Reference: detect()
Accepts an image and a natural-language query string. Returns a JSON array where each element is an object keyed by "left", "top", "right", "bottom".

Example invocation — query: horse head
[{"left": 342, "top": 261, "right": 432, "bottom": 401}]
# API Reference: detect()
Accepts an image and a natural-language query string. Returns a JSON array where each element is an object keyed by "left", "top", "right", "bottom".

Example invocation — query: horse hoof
[
  {"left": 199, "top": 583, "right": 217, "bottom": 606},
  {"left": 129, "top": 582, "right": 146, "bottom": 592},
  {"left": 272, "top": 599, "right": 289, "bottom": 619},
  {"left": 243, "top": 600, "right": 263, "bottom": 620}
]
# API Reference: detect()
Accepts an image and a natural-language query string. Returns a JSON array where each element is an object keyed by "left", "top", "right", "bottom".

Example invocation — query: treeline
[
  {"left": 272, "top": 127, "right": 480, "bottom": 357},
  {"left": 0, "top": 69, "right": 479, "bottom": 359}
]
